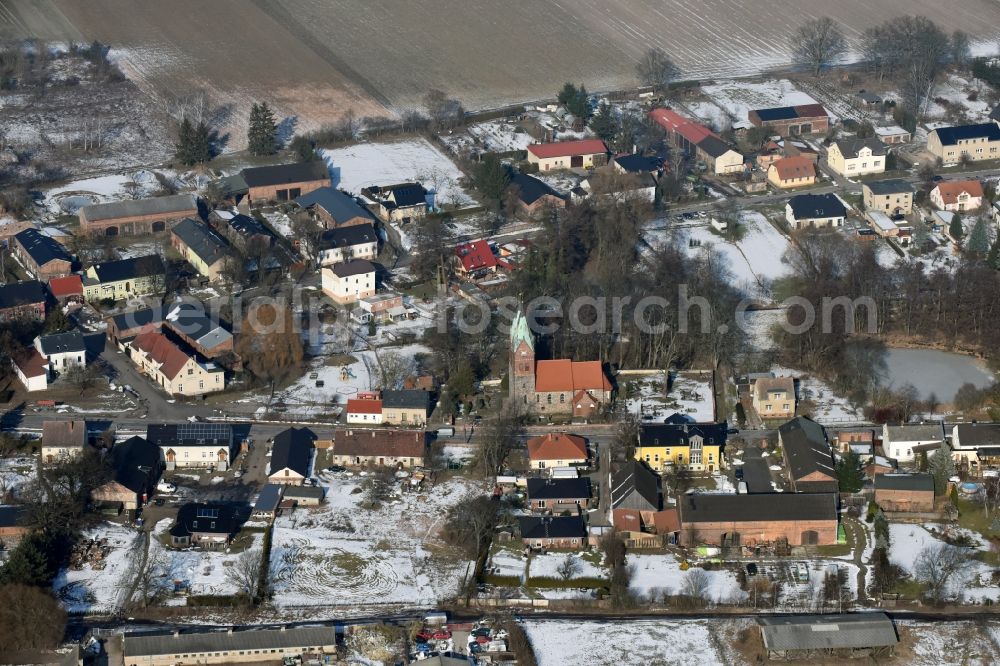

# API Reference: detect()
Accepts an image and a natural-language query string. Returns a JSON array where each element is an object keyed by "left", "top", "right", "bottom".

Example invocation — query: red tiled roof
[
  {"left": 534, "top": 359, "right": 611, "bottom": 393},
  {"left": 333, "top": 428, "right": 426, "bottom": 459},
  {"left": 48, "top": 274, "right": 83, "bottom": 297},
  {"left": 13, "top": 348, "right": 47, "bottom": 378},
  {"left": 769, "top": 156, "right": 815, "bottom": 181},
  {"left": 527, "top": 432, "right": 588, "bottom": 462},
  {"left": 793, "top": 104, "right": 829, "bottom": 119},
  {"left": 648, "top": 108, "right": 717, "bottom": 145},
  {"left": 652, "top": 508, "right": 681, "bottom": 534},
  {"left": 933, "top": 180, "right": 984, "bottom": 205},
  {"left": 347, "top": 398, "right": 382, "bottom": 415},
  {"left": 131, "top": 330, "right": 192, "bottom": 380},
  {"left": 612, "top": 508, "right": 644, "bottom": 532},
  {"left": 527, "top": 139, "right": 608, "bottom": 159},
  {"left": 454, "top": 239, "right": 498, "bottom": 272}
]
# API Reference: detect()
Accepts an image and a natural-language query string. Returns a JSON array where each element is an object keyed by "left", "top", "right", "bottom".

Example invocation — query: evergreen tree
[
  {"left": 948, "top": 213, "right": 963, "bottom": 243},
  {"left": 928, "top": 441, "right": 957, "bottom": 496},
  {"left": 0, "top": 534, "right": 52, "bottom": 587},
  {"left": 911, "top": 219, "right": 930, "bottom": 253},
  {"left": 175, "top": 117, "right": 195, "bottom": 165},
  {"left": 987, "top": 237, "right": 1000, "bottom": 271},
  {"left": 191, "top": 121, "right": 212, "bottom": 163},
  {"left": 589, "top": 103, "right": 618, "bottom": 143},
  {"left": 473, "top": 153, "right": 510, "bottom": 203},
  {"left": 966, "top": 217, "right": 990, "bottom": 256},
  {"left": 247, "top": 102, "right": 278, "bottom": 156},
  {"left": 557, "top": 82, "right": 578, "bottom": 107},
  {"left": 835, "top": 449, "right": 864, "bottom": 492},
  {"left": 175, "top": 117, "right": 212, "bottom": 166}
]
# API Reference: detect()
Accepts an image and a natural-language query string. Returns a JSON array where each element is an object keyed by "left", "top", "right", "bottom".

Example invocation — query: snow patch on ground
[
  {"left": 628, "top": 554, "right": 747, "bottom": 604},
  {"left": 701, "top": 79, "right": 822, "bottom": 124}
]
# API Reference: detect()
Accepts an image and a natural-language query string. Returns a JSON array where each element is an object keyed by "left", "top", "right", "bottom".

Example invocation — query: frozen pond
[{"left": 882, "top": 348, "right": 994, "bottom": 401}]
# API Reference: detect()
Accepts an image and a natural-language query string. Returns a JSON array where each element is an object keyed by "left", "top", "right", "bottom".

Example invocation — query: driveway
[{"left": 99, "top": 347, "right": 212, "bottom": 422}]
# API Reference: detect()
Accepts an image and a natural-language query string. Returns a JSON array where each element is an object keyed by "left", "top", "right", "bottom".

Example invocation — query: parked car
[
  {"left": 326, "top": 465, "right": 347, "bottom": 473},
  {"left": 745, "top": 562, "right": 758, "bottom": 576},
  {"left": 157, "top": 482, "right": 176, "bottom": 494}
]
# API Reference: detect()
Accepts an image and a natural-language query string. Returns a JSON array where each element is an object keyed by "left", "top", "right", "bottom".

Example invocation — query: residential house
[
  {"left": 635, "top": 420, "right": 727, "bottom": 473},
  {"left": 361, "top": 182, "right": 429, "bottom": 223},
  {"left": 648, "top": 108, "right": 743, "bottom": 174},
  {"left": 867, "top": 211, "right": 900, "bottom": 239},
  {"left": 12, "top": 228, "right": 73, "bottom": 280},
  {"left": 752, "top": 376, "right": 796, "bottom": 419},
  {"left": 321, "top": 259, "right": 376, "bottom": 304},
  {"left": 106, "top": 307, "right": 166, "bottom": 347},
  {"left": 164, "top": 302, "right": 234, "bottom": 359},
  {"left": 34, "top": 330, "right": 86, "bottom": 377},
  {"left": 169, "top": 503, "right": 239, "bottom": 549},
  {"left": 509, "top": 173, "right": 567, "bottom": 216},
  {"left": 527, "top": 432, "right": 589, "bottom": 471},
  {"left": 678, "top": 492, "right": 838, "bottom": 546},
  {"left": 268, "top": 427, "right": 316, "bottom": 486},
  {"left": 856, "top": 91, "right": 883, "bottom": 107},
  {"left": 758, "top": 613, "right": 898, "bottom": 660},
  {"left": 611, "top": 153, "right": 662, "bottom": 177},
  {"left": 0, "top": 280, "right": 46, "bottom": 322},
  {"left": 767, "top": 156, "right": 816, "bottom": 189},
  {"left": 785, "top": 193, "right": 847, "bottom": 230},
  {"left": 295, "top": 187, "right": 376, "bottom": 229},
  {"left": 241, "top": 161, "right": 331, "bottom": 206},
  {"left": 40, "top": 419, "right": 87, "bottom": 464},
  {"left": 92, "top": 436, "right": 162, "bottom": 511},
  {"left": 0, "top": 505, "right": 29, "bottom": 548},
  {"left": 381, "top": 389, "right": 431, "bottom": 426},
  {"left": 778, "top": 417, "right": 837, "bottom": 493},
  {"left": 835, "top": 429, "right": 874, "bottom": 457},
  {"left": 78, "top": 193, "right": 199, "bottom": 236},
  {"left": 874, "top": 473, "right": 935, "bottom": 512},
  {"left": 748, "top": 104, "right": 830, "bottom": 137},
  {"left": 827, "top": 138, "right": 887, "bottom": 177},
  {"left": 252, "top": 484, "right": 284, "bottom": 521},
  {"left": 356, "top": 293, "right": 411, "bottom": 324},
  {"left": 282, "top": 485, "right": 325, "bottom": 506},
  {"left": 577, "top": 168, "right": 657, "bottom": 204},
  {"left": 171, "top": 218, "right": 230, "bottom": 281},
  {"left": 881, "top": 423, "right": 946, "bottom": 462},
  {"left": 147, "top": 423, "right": 235, "bottom": 471},
  {"left": 927, "top": 121, "right": 1000, "bottom": 164},
  {"left": 609, "top": 460, "right": 661, "bottom": 524},
  {"left": 126, "top": 330, "right": 225, "bottom": 397},
  {"left": 951, "top": 423, "right": 1000, "bottom": 468},
  {"left": 82, "top": 255, "right": 166, "bottom": 302},
  {"left": 863, "top": 179, "right": 914, "bottom": 216},
  {"left": 874, "top": 125, "right": 911, "bottom": 145},
  {"left": 526, "top": 139, "right": 608, "bottom": 171},
  {"left": 316, "top": 223, "right": 378, "bottom": 267},
  {"left": 454, "top": 239, "right": 500, "bottom": 277},
  {"left": 526, "top": 477, "right": 592, "bottom": 514},
  {"left": 930, "top": 180, "right": 984, "bottom": 212},
  {"left": 212, "top": 211, "right": 274, "bottom": 254},
  {"left": 12, "top": 348, "right": 48, "bottom": 392},
  {"left": 331, "top": 428, "right": 427, "bottom": 468},
  {"left": 517, "top": 515, "right": 587, "bottom": 550},
  {"left": 122, "top": 626, "right": 337, "bottom": 666},
  {"left": 48, "top": 274, "right": 83, "bottom": 304},
  {"left": 345, "top": 397, "right": 384, "bottom": 424}
]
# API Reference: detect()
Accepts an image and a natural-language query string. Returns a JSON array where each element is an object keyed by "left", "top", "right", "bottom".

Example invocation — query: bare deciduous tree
[
  {"left": 556, "top": 554, "right": 581, "bottom": 581},
  {"left": 635, "top": 47, "right": 679, "bottom": 90},
  {"left": 225, "top": 548, "right": 266, "bottom": 600},
  {"left": 790, "top": 17, "right": 847, "bottom": 76},
  {"left": 471, "top": 408, "right": 526, "bottom": 480},
  {"left": 913, "top": 543, "right": 968, "bottom": 604},
  {"left": 682, "top": 567, "right": 711, "bottom": 603}
]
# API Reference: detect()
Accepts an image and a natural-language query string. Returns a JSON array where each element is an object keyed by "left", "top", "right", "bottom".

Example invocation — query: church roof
[{"left": 510, "top": 310, "right": 533, "bottom": 352}]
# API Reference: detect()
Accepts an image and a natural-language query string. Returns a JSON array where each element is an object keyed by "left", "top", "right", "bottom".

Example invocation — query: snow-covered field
[
  {"left": 774, "top": 366, "right": 862, "bottom": 424},
  {"left": 525, "top": 618, "right": 748, "bottom": 666},
  {"left": 54, "top": 522, "right": 142, "bottom": 613},
  {"left": 269, "top": 475, "right": 477, "bottom": 608},
  {"left": 899, "top": 620, "right": 1000, "bottom": 665},
  {"left": 623, "top": 371, "right": 715, "bottom": 422},
  {"left": 529, "top": 552, "right": 607, "bottom": 580},
  {"left": 320, "top": 139, "right": 474, "bottom": 208},
  {"left": 924, "top": 74, "right": 994, "bottom": 123},
  {"left": 628, "top": 554, "right": 746, "bottom": 604},
  {"left": 701, "top": 79, "right": 821, "bottom": 124}
]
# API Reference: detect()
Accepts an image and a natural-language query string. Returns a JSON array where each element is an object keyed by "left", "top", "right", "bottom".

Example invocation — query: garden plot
[
  {"left": 774, "top": 366, "right": 862, "bottom": 424},
  {"left": 444, "top": 119, "right": 536, "bottom": 154},
  {"left": 269, "top": 475, "right": 478, "bottom": 608},
  {"left": 525, "top": 618, "right": 748, "bottom": 666},
  {"left": 628, "top": 554, "right": 747, "bottom": 604},
  {"left": 488, "top": 548, "right": 527, "bottom": 579},
  {"left": 701, "top": 80, "right": 822, "bottom": 124},
  {"left": 888, "top": 523, "right": 996, "bottom": 601},
  {"left": 899, "top": 620, "right": 1000, "bottom": 665},
  {"left": 528, "top": 552, "right": 607, "bottom": 580},
  {"left": 320, "top": 139, "right": 475, "bottom": 208},
  {"left": 622, "top": 371, "right": 714, "bottom": 422},
  {"left": 924, "top": 74, "right": 994, "bottom": 123},
  {"left": 53, "top": 522, "right": 143, "bottom": 614}
]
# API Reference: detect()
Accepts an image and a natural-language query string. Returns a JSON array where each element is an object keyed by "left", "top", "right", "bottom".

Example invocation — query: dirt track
[{"left": 2, "top": 0, "right": 999, "bottom": 136}]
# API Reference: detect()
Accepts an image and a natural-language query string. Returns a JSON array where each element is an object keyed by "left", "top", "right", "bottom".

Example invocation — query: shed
[{"left": 759, "top": 613, "right": 898, "bottom": 658}]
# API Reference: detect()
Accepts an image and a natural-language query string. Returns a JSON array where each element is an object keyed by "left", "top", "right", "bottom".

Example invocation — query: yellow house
[
  {"left": 826, "top": 138, "right": 887, "bottom": 177},
  {"left": 927, "top": 121, "right": 1000, "bottom": 165},
  {"left": 635, "top": 421, "right": 727, "bottom": 473},
  {"left": 170, "top": 218, "right": 230, "bottom": 281},
  {"left": 766, "top": 156, "right": 816, "bottom": 189},
  {"left": 751, "top": 375, "right": 796, "bottom": 419},
  {"left": 380, "top": 389, "right": 431, "bottom": 426},
  {"left": 82, "top": 255, "right": 166, "bottom": 302}
]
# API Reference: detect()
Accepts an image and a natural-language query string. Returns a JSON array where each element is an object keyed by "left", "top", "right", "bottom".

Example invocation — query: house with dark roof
[
  {"left": 34, "top": 330, "right": 86, "bottom": 377},
  {"left": 295, "top": 187, "right": 375, "bottom": 229},
  {"left": 679, "top": 492, "right": 838, "bottom": 546},
  {"left": 381, "top": 389, "right": 432, "bottom": 426},
  {"left": 78, "top": 193, "right": 199, "bottom": 236},
  {"left": 361, "top": 182, "right": 429, "bottom": 223},
  {"left": 828, "top": 137, "right": 888, "bottom": 177},
  {"left": 785, "top": 193, "right": 847, "bottom": 230},
  {"left": 147, "top": 423, "right": 235, "bottom": 471},
  {"left": 321, "top": 258, "right": 376, "bottom": 304},
  {"left": 526, "top": 477, "right": 592, "bottom": 514},
  {"left": 13, "top": 228, "right": 73, "bottom": 280},
  {"left": 609, "top": 460, "right": 661, "bottom": 522},
  {"left": 748, "top": 104, "right": 829, "bottom": 137},
  {"left": 636, "top": 420, "right": 727, "bottom": 473},
  {"left": 268, "top": 428, "right": 316, "bottom": 486},
  {"left": 171, "top": 218, "right": 230, "bottom": 281},
  {"left": 874, "top": 473, "right": 935, "bottom": 512},
  {"left": 122, "top": 626, "right": 338, "bottom": 665},
  {"left": 778, "top": 417, "right": 837, "bottom": 493},
  {"left": 863, "top": 179, "right": 914, "bottom": 216},
  {"left": 881, "top": 422, "right": 945, "bottom": 462},
  {"left": 252, "top": 484, "right": 284, "bottom": 521},
  {"left": 106, "top": 306, "right": 166, "bottom": 347},
  {"left": 951, "top": 423, "right": 1000, "bottom": 468},
  {"left": 0, "top": 280, "right": 46, "bottom": 322},
  {"left": 82, "top": 255, "right": 165, "bottom": 302},
  {"left": 331, "top": 428, "right": 427, "bottom": 468},
  {"left": 211, "top": 211, "right": 274, "bottom": 254},
  {"left": 241, "top": 161, "right": 331, "bottom": 205},
  {"left": 92, "top": 436, "right": 162, "bottom": 511},
  {"left": 282, "top": 484, "right": 325, "bottom": 506},
  {"left": 316, "top": 223, "right": 378, "bottom": 266},
  {"left": 510, "top": 173, "right": 566, "bottom": 216},
  {"left": 517, "top": 515, "right": 587, "bottom": 549},
  {"left": 927, "top": 121, "right": 1000, "bottom": 164},
  {"left": 611, "top": 153, "right": 663, "bottom": 177},
  {"left": 758, "top": 613, "right": 898, "bottom": 659},
  {"left": 169, "top": 503, "right": 240, "bottom": 549},
  {"left": 164, "top": 302, "right": 234, "bottom": 359}
]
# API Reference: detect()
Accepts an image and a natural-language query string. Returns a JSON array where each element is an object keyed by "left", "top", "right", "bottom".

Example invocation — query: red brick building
[
  {"left": 679, "top": 493, "right": 838, "bottom": 547},
  {"left": 874, "top": 473, "right": 935, "bottom": 512},
  {"left": 748, "top": 104, "right": 830, "bottom": 137},
  {"left": 0, "top": 280, "right": 46, "bottom": 322},
  {"left": 13, "top": 229, "right": 73, "bottom": 280},
  {"left": 517, "top": 515, "right": 587, "bottom": 550},
  {"left": 242, "top": 161, "right": 331, "bottom": 206},
  {"left": 78, "top": 193, "right": 199, "bottom": 236}
]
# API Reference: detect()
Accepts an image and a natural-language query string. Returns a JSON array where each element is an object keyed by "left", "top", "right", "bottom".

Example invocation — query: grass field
[{"left": 2, "top": 0, "right": 998, "bottom": 140}]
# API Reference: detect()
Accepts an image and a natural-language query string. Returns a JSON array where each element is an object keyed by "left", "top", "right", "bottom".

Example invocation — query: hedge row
[{"left": 526, "top": 576, "right": 609, "bottom": 589}]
